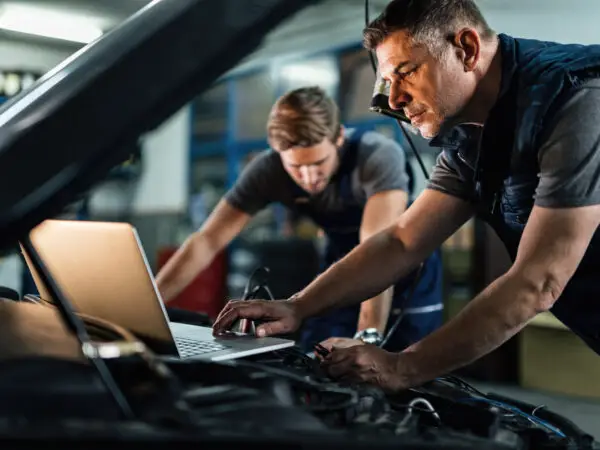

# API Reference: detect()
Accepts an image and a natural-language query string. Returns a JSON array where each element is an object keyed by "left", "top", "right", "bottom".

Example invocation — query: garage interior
[{"left": 0, "top": 0, "right": 599, "bottom": 442}]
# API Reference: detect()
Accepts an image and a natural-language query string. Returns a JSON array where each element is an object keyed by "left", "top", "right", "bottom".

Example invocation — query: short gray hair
[{"left": 363, "top": 0, "right": 495, "bottom": 54}]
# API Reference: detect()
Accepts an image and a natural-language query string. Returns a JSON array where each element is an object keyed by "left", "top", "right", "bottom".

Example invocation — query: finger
[
  {"left": 319, "top": 338, "right": 340, "bottom": 351},
  {"left": 213, "top": 300, "right": 285, "bottom": 336},
  {"left": 329, "top": 345, "right": 357, "bottom": 360},
  {"left": 255, "top": 319, "right": 292, "bottom": 337},
  {"left": 212, "top": 304, "right": 253, "bottom": 334},
  {"left": 327, "top": 357, "right": 374, "bottom": 384},
  {"left": 213, "top": 298, "right": 249, "bottom": 324},
  {"left": 315, "top": 351, "right": 326, "bottom": 361},
  {"left": 214, "top": 299, "right": 234, "bottom": 319},
  {"left": 212, "top": 301, "right": 269, "bottom": 334},
  {"left": 322, "top": 346, "right": 353, "bottom": 366},
  {"left": 212, "top": 302, "right": 240, "bottom": 335}
]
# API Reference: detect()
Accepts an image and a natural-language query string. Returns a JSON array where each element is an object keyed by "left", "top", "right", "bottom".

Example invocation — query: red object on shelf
[{"left": 157, "top": 247, "right": 227, "bottom": 320}]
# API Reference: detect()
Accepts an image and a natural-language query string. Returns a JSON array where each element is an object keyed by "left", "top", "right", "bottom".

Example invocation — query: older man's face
[{"left": 376, "top": 30, "right": 477, "bottom": 138}]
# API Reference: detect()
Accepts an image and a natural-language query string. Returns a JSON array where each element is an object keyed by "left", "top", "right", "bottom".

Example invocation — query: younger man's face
[{"left": 278, "top": 135, "right": 342, "bottom": 195}]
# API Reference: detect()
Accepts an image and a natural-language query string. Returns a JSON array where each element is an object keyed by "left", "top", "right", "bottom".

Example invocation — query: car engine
[{"left": 0, "top": 342, "right": 593, "bottom": 450}]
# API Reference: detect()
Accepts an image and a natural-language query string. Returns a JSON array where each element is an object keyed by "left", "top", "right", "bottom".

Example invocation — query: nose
[
  {"left": 388, "top": 81, "right": 412, "bottom": 111},
  {"left": 299, "top": 166, "right": 319, "bottom": 186}
]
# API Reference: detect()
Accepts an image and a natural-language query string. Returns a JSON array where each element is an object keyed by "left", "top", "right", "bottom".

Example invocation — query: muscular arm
[
  {"left": 156, "top": 199, "right": 250, "bottom": 302},
  {"left": 400, "top": 204, "right": 600, "bottom": 387},
  {"left": 356, "top": 190, "right": 408, "bottom": 333},
  {"left": 292, "top": 189, "right": 474, "bottom": 319}
]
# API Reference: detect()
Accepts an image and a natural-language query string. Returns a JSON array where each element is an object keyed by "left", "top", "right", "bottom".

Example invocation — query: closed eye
[{"left": 397, "top": 65, "right": 419, "bottom": 79}]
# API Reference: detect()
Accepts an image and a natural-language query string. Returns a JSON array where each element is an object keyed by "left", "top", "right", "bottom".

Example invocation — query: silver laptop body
[{"left": 23, "top": 219, "right": 295, "bottom": 361}]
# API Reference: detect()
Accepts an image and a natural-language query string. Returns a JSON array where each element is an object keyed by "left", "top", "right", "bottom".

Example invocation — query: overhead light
[
  {"left": 280, "top": 64, "right": 338, "bottom": 86},
  {"left": 0, "top": 5, "right": 103, "bottom": 44}
]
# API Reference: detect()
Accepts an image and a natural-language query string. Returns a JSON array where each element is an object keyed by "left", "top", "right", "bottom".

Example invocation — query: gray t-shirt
[
  {"left": 224, "top": 129, "right": 410, "bottom": 220},
  {"left": 427, "top": 79, "right": 600, "bottom": 208}
]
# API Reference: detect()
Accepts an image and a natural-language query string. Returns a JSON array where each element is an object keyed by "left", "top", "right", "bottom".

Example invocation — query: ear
[{"left": 452, "top": 28, "right": 481, "bottom": 72}]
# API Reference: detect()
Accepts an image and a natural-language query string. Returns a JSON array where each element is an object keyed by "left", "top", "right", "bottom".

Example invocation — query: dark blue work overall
[
  {"left": 431, "top": 34, "right": 600, "bottom": 354},
  {"left": 294, "top": 130, "right": 444, "bottom": 352}
]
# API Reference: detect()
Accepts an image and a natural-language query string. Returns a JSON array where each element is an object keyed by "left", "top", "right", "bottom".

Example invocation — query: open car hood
[{"left": 0, "top": 0, "right": 320, "bottom": 253}]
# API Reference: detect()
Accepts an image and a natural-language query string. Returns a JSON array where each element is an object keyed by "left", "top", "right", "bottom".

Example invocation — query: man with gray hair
[{"left": 214, "top": 0, "right": 600, "bottom": 392}]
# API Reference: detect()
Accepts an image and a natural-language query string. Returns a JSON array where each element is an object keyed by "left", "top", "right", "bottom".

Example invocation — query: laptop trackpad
[{"left": 169, "top": 322, "right": 295, "bottom": 361}]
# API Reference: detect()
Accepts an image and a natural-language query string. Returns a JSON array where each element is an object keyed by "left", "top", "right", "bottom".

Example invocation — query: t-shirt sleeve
[
  {"left": 358, "top": 131, "right": 410, "bottom": 198},
  {"left": 534, "top": 80, "right": 600, "bottom": 208},
  {"left": 426, "top": 150, "right": 474, "bottom": 201},
  {"left": 223, "top": 151, "right": 276, "bottom": 215}
]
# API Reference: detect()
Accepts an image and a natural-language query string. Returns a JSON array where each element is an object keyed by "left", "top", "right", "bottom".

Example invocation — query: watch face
[
  {"left": 362, "top": 336, "right": 378, "bottom": 344},
  {"left": 357, "top": 329, "right": 383, "bottom": 345}
]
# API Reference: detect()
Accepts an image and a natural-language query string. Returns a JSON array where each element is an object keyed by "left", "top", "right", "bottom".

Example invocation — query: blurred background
[{"left": 0, "top": 0, "right": 599, "bottom": 435}]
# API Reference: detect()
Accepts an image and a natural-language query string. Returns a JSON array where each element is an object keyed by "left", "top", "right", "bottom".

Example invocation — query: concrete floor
[{"left": 470, "top": 379, "right": 600, "bottom": 440}]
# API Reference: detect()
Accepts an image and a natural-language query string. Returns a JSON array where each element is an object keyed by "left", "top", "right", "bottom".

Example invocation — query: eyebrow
[{"left": 288, "top": 155, "right": 329, "bottom": 167}]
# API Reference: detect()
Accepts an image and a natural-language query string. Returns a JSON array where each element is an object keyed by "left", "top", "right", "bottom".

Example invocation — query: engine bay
[{"left": 0, "top": 342, "right": 594, "bottom": 449}]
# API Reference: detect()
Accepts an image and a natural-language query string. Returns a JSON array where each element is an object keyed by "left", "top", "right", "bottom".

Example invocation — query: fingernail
[{"left": 256, "top": 328, "right": 265, "bottom": 337}]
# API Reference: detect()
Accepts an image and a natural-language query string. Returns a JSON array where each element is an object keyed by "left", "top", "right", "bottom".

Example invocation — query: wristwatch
[{"left": 353, "top": 328, "right": 383, "bottom": 345}]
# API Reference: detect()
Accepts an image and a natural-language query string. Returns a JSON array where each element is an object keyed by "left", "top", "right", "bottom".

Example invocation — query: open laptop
[{"left": 21, "top": 219, "right": 295, "bottom": 361}]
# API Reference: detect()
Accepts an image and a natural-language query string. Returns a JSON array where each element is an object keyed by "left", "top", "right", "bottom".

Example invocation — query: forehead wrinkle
[
  {"left": 377, "top": 37, "right": 412, "bottom": 74},
  {"left": 378, "top": 39, "right": 434, "bottom": 79},
  {"left": 378, "top": 55, "right": 397, "bottom": 78}
]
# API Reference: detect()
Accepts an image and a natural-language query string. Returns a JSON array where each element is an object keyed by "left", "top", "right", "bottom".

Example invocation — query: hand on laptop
[{"left": 213, "top": 299, "right": 302, "bottom": 337}]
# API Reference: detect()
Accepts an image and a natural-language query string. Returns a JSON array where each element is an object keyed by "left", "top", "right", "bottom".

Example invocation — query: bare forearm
[
  {"left": 156, "top": 233, "right": 218, "bottom": 303},
  {"left": 357, "top": 287, "right": 394, "bottom": 333},
  {"left": 401, "top": 272, "right": 550, "bottom": 386},
  {"left": 293, "top": 228, "right": 421, "bottom": 319}
]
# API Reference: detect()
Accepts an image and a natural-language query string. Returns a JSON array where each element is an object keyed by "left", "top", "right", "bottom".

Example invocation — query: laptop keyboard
[{"left": 175, "top": 337, "right": 230, "bottom": 358}]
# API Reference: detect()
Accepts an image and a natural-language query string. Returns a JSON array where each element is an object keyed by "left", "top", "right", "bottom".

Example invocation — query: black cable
[
  {"left": 397, "top": 123, "right": 430, "bottom": 178},
  {"left": 234, "top": 358, "right": 323, "bottom": 388},
  {"left": 260, "top": 284, "right": 275, "bottom": 301},
  {"left": 363, "top": 0, "right": 433, "bottom": 352},
  {"left": 364, "top": 0, "right": 429, "bottom": 180},
  {"left": 379, "top": 263, "right": 424, "bottom": 349},
  {"left": 275, "top": 347, "right": 318, "bottom": 366},
  {"left": 20, "top": 236, "right": 135, "bottom": 420},
  {"left": 232, "top": 358, "right": 360, "bottom": 413},
  {"left": 436, "top": 375, "right": 489, "bottom": 399},
  {"left": 365, "top": 0, "right": 430, "bottom": 346},
  {"left": 239, "top": 266, "right": 275, "bottom": 332},
  {"left": 433, "top": 376, "right": 584, "bottom": 440},
  {"left": 242, "top": 266, "right": 273, "bottom": 300},
  {"left": 236, "top": 266, "right": 274, "bottom": 332},
  {"left": 485, "top": 392, "right": 594, "bottom": 445}
]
